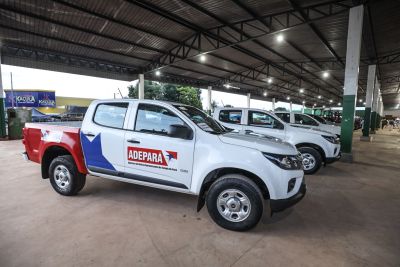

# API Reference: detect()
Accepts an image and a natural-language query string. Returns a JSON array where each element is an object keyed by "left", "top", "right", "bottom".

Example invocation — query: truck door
[
  {"left": 244, "top": 110, "right": 286, "bottom": 140},
  {"left": 80, "top": 102, "right": 129, "bottom": 175},
  {"left": 124, "top": 103, "right": 195, "bottom": 190}
]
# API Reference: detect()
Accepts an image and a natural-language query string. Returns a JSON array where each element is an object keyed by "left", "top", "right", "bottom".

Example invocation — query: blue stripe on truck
[{"left": 80, "top": 132, "right": 116, "bottom": 171}]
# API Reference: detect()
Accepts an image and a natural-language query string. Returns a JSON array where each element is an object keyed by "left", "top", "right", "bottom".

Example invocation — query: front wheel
[
  {"left": 49, "top": 155, "right": 86, "bottom": 196},
  {"left": 206, "top": 174, "right": 264, "bottom": 231},
  {"left": 298, "top": 147, "right": 322, "bottom": 175}
]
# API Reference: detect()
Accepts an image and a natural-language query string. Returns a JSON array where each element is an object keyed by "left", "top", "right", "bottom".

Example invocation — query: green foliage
[
  {"left": 128, "top": 80, "right": 162, "bottom": 100},
  {"left": 128, "top": 81, "right": 203, "bottom": 109},
  {"left": 177, "top": 86, "right": 203, "bottom": 109}
]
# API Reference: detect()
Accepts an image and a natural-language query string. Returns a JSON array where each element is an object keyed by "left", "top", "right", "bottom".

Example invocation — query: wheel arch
[
  {"left": 196, "top": 167, "right": 270, "bottom": 212},
  {"left": 41, "top": 145, "right": 72, "bottom": 179},
  {"left": 296, "top": 143, "right": 326, "bottom": 162}
]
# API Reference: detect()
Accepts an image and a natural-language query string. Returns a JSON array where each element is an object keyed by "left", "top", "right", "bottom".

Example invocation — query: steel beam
[
  {"left": 287, "top": 0, "right": 345, "bottom": 67},
  {"left": 131, "top": 0, "right": 351, "bottom": 97}
]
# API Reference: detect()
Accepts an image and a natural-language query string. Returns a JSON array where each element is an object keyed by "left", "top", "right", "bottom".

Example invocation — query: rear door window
[
  {"left": 275, "top": 113, "right": 290, "bottom": 123},
  {"left": 218, "top": 110, "right": 242, "bottom": 124},
  {"left": 93, "top": 103, "right": 128, "bottom": 129}
]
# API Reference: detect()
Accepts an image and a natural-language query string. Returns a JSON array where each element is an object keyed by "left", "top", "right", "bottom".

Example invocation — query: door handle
[
  {"left": 127, "top": 139, "right": 140, "bottom": 144},
  {"left": 83, "top": 132, "right": 96, "bottom": 137}
]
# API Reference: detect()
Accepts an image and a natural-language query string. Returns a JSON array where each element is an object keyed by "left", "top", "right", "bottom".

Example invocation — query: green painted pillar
[
  {"left": 340, "top": 5, "right": 364, "bottom": 161},
  {"left": 370, "top": 79, "right": 380, "bottom": 134},
  {"left": 0, "top": 49, "right": 6, "bottom": 138},
  {"left": 370, "top": 111, "right": 377, "bottom": 132},
  {"left": 361, "top": 65, "right": 376, "bottom": 140},
  {"left": 0, "top": 98, "right": 6, "bottom": 137}
]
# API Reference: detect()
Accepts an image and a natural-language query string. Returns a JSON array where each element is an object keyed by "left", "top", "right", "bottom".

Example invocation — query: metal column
[
  {"left": 0, "top": 49, "right": 6, "bottom": 138},
  {"left": 272, "top": 98, "right": 275, "bottom": 111},
  {"left": 138, "top": 74, "right": 144, "bottom": 99},
  {"left": 289, "top": 101, "right": 293, "bottom": 112},
  {"left": 207, "top": 86, "right": 212, "bottom": 114},
  {"left": 246, "top": 93, "right": 250, "bottom": 108},
  {"left": 370, "top": 79, "right": 380, "bottom": 133},
  {"left": 340, "top": 5, "right": 364, "bottom": 161},
  {"left": 361, "top": 65, "right": 376, "bottom": 141}
]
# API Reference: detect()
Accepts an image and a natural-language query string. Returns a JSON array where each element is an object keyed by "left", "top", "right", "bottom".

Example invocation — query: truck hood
[
  {"left": 288, "top": 124, "right": 336, "bottom": 136},
  {"left": 318, "top": 124, "right": 341, "bottom": 136},
  {"left": 218, "top": 131, "right": 297, "bottom": 155}
]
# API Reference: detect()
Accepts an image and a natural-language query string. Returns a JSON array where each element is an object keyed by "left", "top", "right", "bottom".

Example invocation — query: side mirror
[{"left": 169, "top": 124, "right": 193, "bottom": 140}]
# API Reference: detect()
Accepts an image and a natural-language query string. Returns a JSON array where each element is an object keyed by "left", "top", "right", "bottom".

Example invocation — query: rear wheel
[
  {"left": 298, "top": 147, "right": 322, "bottom": 175},
  {"left": 206, "top": 174, "right": 263, "bottom": 231},
  {"left": 49, "top": 155, "right": 86, "bottom": 196}
]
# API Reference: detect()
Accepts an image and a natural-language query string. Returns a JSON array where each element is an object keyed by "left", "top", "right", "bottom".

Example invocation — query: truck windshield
[{"left": 174, "top": 105, "right": 226, "bottom": 134}]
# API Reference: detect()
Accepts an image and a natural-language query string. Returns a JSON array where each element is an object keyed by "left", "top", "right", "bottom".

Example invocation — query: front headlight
[
  {"left": 262, "top": 152, "right": 303, "bottom": 170},
  {"left": 322, "top": 135, "right": 340, "bottom": 144}
]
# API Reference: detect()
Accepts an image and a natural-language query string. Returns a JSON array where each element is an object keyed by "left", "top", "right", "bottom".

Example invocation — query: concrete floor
[{"left": 0, "top": 129, "right": 399, "bottom": 267}]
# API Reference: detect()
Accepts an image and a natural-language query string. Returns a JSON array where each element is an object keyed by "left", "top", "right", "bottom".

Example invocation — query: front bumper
[
  {"left": 270, "top": 180, "right": 306, "bottom": 213},
  {"left": 325, "top": 152, "right": 341, "bottom": 164}
]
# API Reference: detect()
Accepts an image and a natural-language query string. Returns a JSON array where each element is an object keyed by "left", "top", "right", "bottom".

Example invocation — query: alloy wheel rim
[
  {"left": 54, "top": 165, "right": 71, "bottom": 189},
  {"left": 302, "top": 153, "right": 316, "bottom": 170},
  {"left": 217, "top": 189, "right": 251, "bottom": 222}
]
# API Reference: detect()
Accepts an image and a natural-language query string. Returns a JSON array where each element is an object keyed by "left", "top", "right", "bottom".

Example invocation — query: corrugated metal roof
[{"left": 0, "top": 0, "right": 399, "bottom": 107}]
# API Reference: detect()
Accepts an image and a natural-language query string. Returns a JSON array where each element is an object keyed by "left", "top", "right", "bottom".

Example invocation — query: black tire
[
  {"left": 298, "top": 147, "right": 322, "bottom": 175},
  {"left": 49, "top": 155, "right": 86, "bottom": 196},
  {"left": 206, "top": 174, "right": 264, "bottom": 231}
]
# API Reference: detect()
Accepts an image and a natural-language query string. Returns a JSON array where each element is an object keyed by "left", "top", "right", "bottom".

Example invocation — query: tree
[
  {"left": 128, "top": 80, "right": 162, "bottom": 99},
  {"left": 177, "top": 86, "right": 203, "bottom": 109},
  {"left": 128, "top": 81, "right": 203, "bottom": 109},
  {"left": 161, "top": 84, "right": 179, "bottom": 102}
]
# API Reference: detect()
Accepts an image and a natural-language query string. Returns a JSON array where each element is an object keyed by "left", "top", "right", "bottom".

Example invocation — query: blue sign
[{"left": 5, "top": 91, "right": 56, "bottom": 108}]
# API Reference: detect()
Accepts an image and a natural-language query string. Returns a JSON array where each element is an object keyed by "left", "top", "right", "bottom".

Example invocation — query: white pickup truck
[
  {"left": 23, "top": 99, "right": 306, "bottom": 231},
  {"left": 274, "top": 111, "right": 341, "bottom": 137},
  {"left": 214, "top": 107, "right": 341, "bottom": 174}
]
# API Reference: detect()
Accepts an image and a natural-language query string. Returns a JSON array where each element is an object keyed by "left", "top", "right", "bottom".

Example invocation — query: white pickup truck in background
[
  {"left": 274, "top": 111, "right": 341, "bottom": 137},
  {"left": 23, "top": 100, "right": 306, "bottom": 231},
  {"left": 214, "top": 107, "right": 341, "bottom": 174}
]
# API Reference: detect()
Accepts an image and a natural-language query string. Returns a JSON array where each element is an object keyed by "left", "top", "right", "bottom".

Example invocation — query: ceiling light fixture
[
  {"left": 318, "top": 95, "right": 322, "bottom": 99},
  {"left": 329, "top": 99, "right": 333, "bottom": 103},
  {"left": 200, "top": 54, "right": 206, "bottom": 62},
  {"left": 263, "top": 91, "right": 267, "bottom": 96},
  {"left": 155, "top": 70, "right": 161, "bottom": 76},
  {"left": 267, "top": 77, "right": 273, "bottom": 84},
  {"left": 338, "top": 102, "right": 341, "bottom": 106},
  {"left": 286, "top": 96, "right": 290, "bottom": 100},
  {"left": 322, "top": 71, "right": 329, "bottom": 78},
  {"left": 299, "top": 88, "right": 304, "bottom": 93},
  {"left": 276, "top": 34, "right": 284, "bottom": 43}
]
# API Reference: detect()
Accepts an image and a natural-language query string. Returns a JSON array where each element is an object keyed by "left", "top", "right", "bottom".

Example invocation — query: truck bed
[{"left": 23, "top": 121, "right": 87, "bottom": 174}]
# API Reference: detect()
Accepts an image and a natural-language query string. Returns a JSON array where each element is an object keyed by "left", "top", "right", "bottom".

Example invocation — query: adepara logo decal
[{"left": 127, "top": 147, "right": 177, "bottom": 166}]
